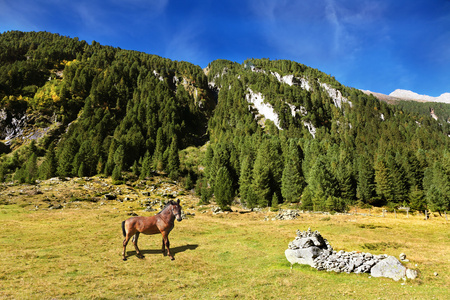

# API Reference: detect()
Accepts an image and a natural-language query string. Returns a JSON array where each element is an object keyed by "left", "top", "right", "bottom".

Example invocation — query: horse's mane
[{"left": 156, "top": 200, "right": 177, "bottom": 215}]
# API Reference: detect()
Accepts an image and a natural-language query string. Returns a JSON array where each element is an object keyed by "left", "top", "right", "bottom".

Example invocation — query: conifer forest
[{"left": 1, "top": 31, "right": 449, "bottom": 213}]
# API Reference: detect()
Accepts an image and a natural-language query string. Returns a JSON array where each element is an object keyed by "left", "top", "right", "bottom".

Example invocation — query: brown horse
[{"left": 121, "top": 199, "right": 182, "bottom": 261}]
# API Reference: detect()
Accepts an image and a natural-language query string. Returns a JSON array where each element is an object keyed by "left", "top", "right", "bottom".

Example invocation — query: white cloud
[
  {"left": 247, "top": 0, "right": 387, "bottom": 63},
  {"left": 164, "top": 25, "right": 205, "bottom": 64}
]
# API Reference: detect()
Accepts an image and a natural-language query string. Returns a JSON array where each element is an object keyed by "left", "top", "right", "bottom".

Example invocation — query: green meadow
[{"left": 0, "top": 197, "right": 448, "bottom": 299}]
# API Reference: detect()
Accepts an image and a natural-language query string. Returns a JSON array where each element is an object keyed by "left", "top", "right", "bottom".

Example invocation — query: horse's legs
[
  {"left": 162, "top": 232, "right": 174, "bottom": 260},
  {"left": 122, "top": 223, "right": 136, "bottom": 261},
  {"left": 123, "top": 234, "right": 131, "bottom": 261},
  {"left": 132, "top": 232, "right": 144, "bottom": 258}
]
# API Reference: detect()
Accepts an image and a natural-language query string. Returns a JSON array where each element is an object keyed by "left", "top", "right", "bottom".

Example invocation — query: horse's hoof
[
  {"left": 123, "top": 258, "right": 127, "bottom": 261},
  {"left": 138, "top": 255, "right": 145, "bottom": 259},
  {"left": 170, "top": 257, "right": 175, "bottom": 261}
]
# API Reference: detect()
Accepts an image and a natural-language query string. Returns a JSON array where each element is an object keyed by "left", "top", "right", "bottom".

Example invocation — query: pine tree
[
  {"left": 78, "top": 162, "right": 86, "bottom": 177},
  {"left": 214, "top": 167, "right": 234, "bottom": 210},
  {"left": 154, "top": 127, "right": 165, "bottom": 171},
  {"left": 112, "top": 165, "right": 122, "bottom": 184},
  {"left": 239, "top": 155, "right": 256, "bottom": 208},
  {"left": 167, "top": 136, "right": 180, "bottom": 180},
  {"left": 281, "top": 162, "right": 303, "bottom": 203},
  {"left": 0, "top": 163, "right": 6, "bottom": 183},
  {"left": 271, "top": 193, "right": 279, "bottom": 211},
  {"left": 132, "top": 160, "right": 140, "bottom": 177},
  {"left": 39, "top": 142, "right": 57, "bottom": 179},
  {"left": 356, "top": 155, "right": 375, "bottom": 204},
  {"left": 374, "top": 157, "right": 391, "bottom": 203},
  {"left": 25, "top": 153, "right": 38, "bottom": 183},
  {"left": 57, "top": 137, "right": 79, "bottom": 177},
  {"left": 140, "top": 151, "right": 152, "bottom": 179},
  {"left": 281, "top": 139, "right": 304, "bottom": 203},
  {"left": 252, "top": 146, "right": 271, "bottom": 207},
  {"left": 184, "top": 171, "right": 194, "bottom": 190}
]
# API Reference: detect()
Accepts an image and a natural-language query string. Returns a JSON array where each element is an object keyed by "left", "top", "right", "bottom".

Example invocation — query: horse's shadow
[{"left": 126, "top": 244, "right": 199, "bottom": 259}]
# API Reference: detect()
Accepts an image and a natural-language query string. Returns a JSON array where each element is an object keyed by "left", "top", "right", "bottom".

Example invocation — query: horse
[{"left": 121, "top": 199, "right": 182, "bottom": 261}]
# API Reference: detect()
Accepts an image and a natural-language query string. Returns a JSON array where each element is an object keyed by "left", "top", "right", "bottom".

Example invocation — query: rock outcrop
[{"left": 286, "top": 228, "right": 418, "bottom": 281}]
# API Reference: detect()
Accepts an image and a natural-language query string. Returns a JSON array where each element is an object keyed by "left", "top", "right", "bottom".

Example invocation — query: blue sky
[{"left": 1, "top": 0, "right": 449, "bottom": 97}]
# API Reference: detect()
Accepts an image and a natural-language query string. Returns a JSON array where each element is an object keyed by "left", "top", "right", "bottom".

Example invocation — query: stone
[
  {"left": 104, "top": 193, "right": 117, "bottom": 200},
  {"left": 370, "top": 256, "right": 406, "bottom": 281},
  {"left": 406, "top": 269, "right": 418, "bottom": 280},
  {"left": 399, "top": 253, "right": 409, "bottom": 262},
  {"left": 285, "top": 229, "right": 418, "bottom": 281}
]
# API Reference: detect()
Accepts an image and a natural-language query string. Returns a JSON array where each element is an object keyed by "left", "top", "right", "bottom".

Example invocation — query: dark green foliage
[
  {"left": 167, "top": 137, "right": 180, "bottom": 180},
  {"left": 214, "top": 167, "right": 234, "bottom": 210},
  {"left": 111, "top": 165, "right": 122, "bottom": 184},
  {"left": 39, "top": 142, "right": 57, "bottom": 179},
  {"left": 281, "top": 140, "right": 304, "bottom": 202},
  {"left": 1, "top": 32, "right": 449, "bottom": 212}
]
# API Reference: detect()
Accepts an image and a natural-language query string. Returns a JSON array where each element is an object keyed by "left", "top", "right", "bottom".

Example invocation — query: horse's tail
[{"left": 121, "top": 220, "right": 126, "bottom": 237}]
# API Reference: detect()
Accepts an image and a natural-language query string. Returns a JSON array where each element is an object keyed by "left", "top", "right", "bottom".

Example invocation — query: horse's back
[{"left": 125, "top": 215, "right": 160, "bottom": 235}]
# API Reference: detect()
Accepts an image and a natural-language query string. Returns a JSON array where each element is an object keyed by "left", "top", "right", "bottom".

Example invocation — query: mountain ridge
[
  {"left": 1, "top": 31, "right": 449, "bottom": 213},
  {"left": 362, "top": 89, "right": 450, "bottom": 104}
]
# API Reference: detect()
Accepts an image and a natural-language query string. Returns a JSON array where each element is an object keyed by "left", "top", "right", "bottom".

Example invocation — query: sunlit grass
[{"left": 0, "top": 201, "right": 449, "bottom": 299}]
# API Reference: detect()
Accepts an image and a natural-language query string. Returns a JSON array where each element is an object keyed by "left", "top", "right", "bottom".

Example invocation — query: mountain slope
[
  {"left": 1, "top": 31, "right": 449, "bottom": 213},
  {"left": 362, "top": 89, "right": 450, "bottom": 122}
]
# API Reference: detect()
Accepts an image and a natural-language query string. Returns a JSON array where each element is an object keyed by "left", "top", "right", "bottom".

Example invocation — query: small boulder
[
  {"left": 370, "top": 256, "right": 406, "bottom": 281},
  {"left": 406, "top": 268, "right": 418, "bottom": 280}
]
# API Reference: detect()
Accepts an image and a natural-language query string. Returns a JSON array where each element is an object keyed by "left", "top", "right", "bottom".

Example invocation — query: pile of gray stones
[{"left": 285, "top": 228, "right": 418, "bottom": 281}]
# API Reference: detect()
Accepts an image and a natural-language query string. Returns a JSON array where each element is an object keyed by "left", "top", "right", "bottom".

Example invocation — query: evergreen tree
[
  {"left": 140, "top": 151, "right": 152, "bottom": 179},
  {"left": 252, "top": 146, "right": 271, "bottom": 207},
  {"left": 356, "top": 155, "right": 375, "bottom": 204},
  {"left": 57, "top": 137, "right": 79, "bottom": 177},
  {"left": 25, "top": 153, "right": 38, "bottom": 183},
  {"left": 426, "top": 185, "right": 445, "bottom": 213},
  {"left": 184, "top": 171, "right": 194, "bottom": 190},
  {"left": 374, "top": 157, "right": 391, "bottom": 204},
  {"left": 281, "top": 161, "right": 303, "bottom": 203},
  {"left": 271, "top": 193, "right": 279, "bottom": 211},
  {"left": 112, "top": 164, "right": 122, "bottom": 184},
  {"left": 39, "top": 142, "right": 57, "bottom": 179},
  {"left": 132, "top": 160, "right": 140, "bottom": 177},
  {"left": 409, "top": 185, "right": 426, "bottom": 211},
  {"left": 78, "top": 162, "right": 86, "bottom": 177},
  {"left": 154, "top": 127, "right": 165, "bottom": 171},
  {"left": 239, "top": 155, "right": 257, "bottom": 208},
  {"left": 0, "top": 163, "right": 6, "bottom": 183},
  {"left": 167, "top": 136, "right": 180, "bottom": 180},
  {"left": 214, "top": 166, "right": 234, "bottom": 210}
]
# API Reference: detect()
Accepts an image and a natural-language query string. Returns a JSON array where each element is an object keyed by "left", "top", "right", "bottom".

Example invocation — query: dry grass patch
[{"left": 0, "top": 183, "right": 449, "bottom": 299}]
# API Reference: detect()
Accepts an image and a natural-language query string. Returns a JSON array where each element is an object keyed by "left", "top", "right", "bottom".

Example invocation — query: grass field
[{"left": 0, "top": 180, "right": 449, "bottom": 299}]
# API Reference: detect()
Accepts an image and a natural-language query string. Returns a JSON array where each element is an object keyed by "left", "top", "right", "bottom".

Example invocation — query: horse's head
[{"left": 171, "top": 199, "right": 183, "bottom": 222}]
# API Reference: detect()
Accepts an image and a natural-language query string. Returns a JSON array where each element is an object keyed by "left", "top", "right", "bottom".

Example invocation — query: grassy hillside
[{"left": 0, "top": 178, "right": 449, "bottom": 299}]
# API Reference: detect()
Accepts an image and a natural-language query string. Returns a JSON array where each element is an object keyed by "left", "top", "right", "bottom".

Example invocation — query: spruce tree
[
  {"left": 167, "top": 136, "right": 180, "bottom": 180},
  {"left": 25, "top": 153, "right": 38, "bottom": 183},
  {"left": 374, "top": 157, "right": 391, "bottom": 203},
  {"left": 154, "top": 127, "right": 165, "bottom": 171},
  {"left": 39, "top": 142, "right": 57, "bottom": 179},
  {"left": 140, "top": 151, "right": 152, "bottom": 179},
  {"left": 214, "top": 167, "right": 234, "bottom": 210},
  {"left": 112, "top": 165, "right": 122, "bottom": 184},
  {"left": 239, "top": 155, "right": 256, "bottom": 208},
  {"left": 57, "top": 137, "right": 79, "bottom": 177},
  {"left": 252, "top": 146, "right": 271, "bottom": 207},
  {"left": 356, "top": 155, "right": 375, "bottom": 204}
]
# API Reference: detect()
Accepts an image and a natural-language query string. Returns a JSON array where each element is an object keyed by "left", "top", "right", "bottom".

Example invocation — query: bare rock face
[{"left": 286, "top": 229, "right": 418, "bottom": 281}]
